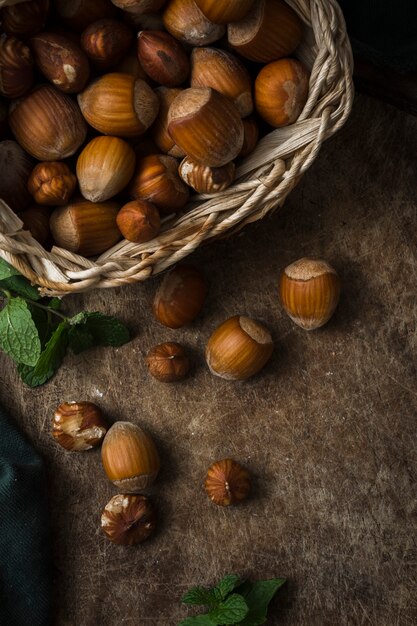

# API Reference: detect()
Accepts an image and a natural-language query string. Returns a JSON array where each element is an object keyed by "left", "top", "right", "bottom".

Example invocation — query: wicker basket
[{"left": 0, "top": 0, "right": 354, "bottom": 296}]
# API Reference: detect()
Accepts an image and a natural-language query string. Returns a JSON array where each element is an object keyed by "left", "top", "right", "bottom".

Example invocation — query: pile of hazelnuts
[
  {"left": 0, "top": 0, "right": 309, "bottom": 258},
  {"left": 51, "top": 257, "right": 341, "bottom": 546}
]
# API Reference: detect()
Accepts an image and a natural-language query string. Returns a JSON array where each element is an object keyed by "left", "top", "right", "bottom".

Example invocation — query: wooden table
[{"left": 1, "top": 93, "right": 416, "bottom": 625}]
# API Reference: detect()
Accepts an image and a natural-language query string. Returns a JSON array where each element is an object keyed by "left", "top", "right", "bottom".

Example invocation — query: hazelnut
[
  {"left": 0, "top": 35, "right": 33, "bottom": 99},
  {"left": 76, "top": 136, "right": 136, "bottom": 203},
  {"left": 151, "top": 87, "right": 185, "bottom": 158},
  {"left": 80, "top": 19, "right": 134, "bottom": 69},
  {"left": 129, "top": 154, "right": 189, "bottom": 214},
  {"left": 153, "top": 264, "right": 207, "bottom": 328},
  {"left": 194, "top": 0, "right": 255, "bottom": 24},
  {"left": 101, "top": 494, "right": 157, "bottom": 545},
  {"left": 146, "top": 342, "right": 190, "bottom": 382},
  {"left": 255, "top": 58, "right": 309, "bottom": 128},
  {"left": 238, "top": 117, "right": 259, "bottom": 158},
  {"left": 28, "top": 161, "right": 77, "bottom": 206},
  {"left": 163, "top": 0, "right": 225, "bottom": 47},
  {"left": 205, "top": 458, "right": 251, "bottom": 506},
  {"left": 167, "top": 88, "right": 244, "bottom": 167},
  {"left": 19, "top": 204, "right": 51, "bottom": 245},
  {"left": 77, "top": 73, "right": 159, "bottom": 137},
  {"left": 50, "top": 199, "right": 122, "bottom": 257},
  {"left": 0, "top": 140, "right": 34, "bottom": 212},
  {"left": 137, "top": 30, "right": 190, "bottom": 87},
  {"left": 279, "top": 258, "right": 341, "bottom": 330},
  {"left": 1, "top": 0, "right": 49, "bottom": 38},
  {"left": 101, "top": 421, "right": 160, "bottom": 491},
  {"left": 52, "top": 401, "right": 107, "bottom": 451},
  {"left": 55, "top": 0, "right": 118, "bottom": 32},
  {"left": 115, "top": 54, "right": 148, "bottom": 81},
  {"left": 0, "top": 98, "right": 8, "bottom": 137},
  {"left": 228, "top": 0, "right": 303, "bottom": 63},
  {"left": 179, "top": 157, "right": 235, "bottom": 195},
  {"left": 116, "top": 200, "right": 161, "bottom": 243},
  {"left": 30, "top": 32, "right": 90, "bottom": 94},
  {"left": 110, "top": 0, "right": 167, "bottom": 13},
  {"left": 9, "top": 85, "right": 87, "bottom": 160},
  {"left": 206, "top": 315, "right": 273, "bottom": 380},
  {"left": 191, "top": 47, "right": 253, "bottom": 118}
]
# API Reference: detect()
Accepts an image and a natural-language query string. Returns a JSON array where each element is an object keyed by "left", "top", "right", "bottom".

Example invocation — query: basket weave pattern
[{"left": 0, "top": 0, "right": 354, "bottom": 295}]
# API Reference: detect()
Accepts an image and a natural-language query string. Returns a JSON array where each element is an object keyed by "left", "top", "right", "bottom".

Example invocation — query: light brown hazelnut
[
  {"left": 116, "top": 200, "right": 161, "bottom": 243},
  {"left": 151, "top": 86, "right": 185, "bottom": 157},
  {"left": 194, "top": 0, "right": 255, "bottom": 23},
  {"left": 179, "top": 157, "right": 235, "bottom": 194},
  {"left": 163, "top": 0, "right": 225, "bottom": 47},
  {"left": 129, "top": 154, "right": 189, "bottom": 214},
  {"left": 239, "top": 117, "right": 259, "bottom": 158}
]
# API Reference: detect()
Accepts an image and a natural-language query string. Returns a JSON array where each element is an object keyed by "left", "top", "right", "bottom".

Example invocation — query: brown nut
[
  {"left": 137, "top": 30, "right": 190, "bottom": 87},
  {"left": 115, "top": 53, "right": 148, "bottom": 80},
  {"left": 20, "top": 204, "right": 51, "bottom": 245},
  {"left": 30, "top": 32, "right": 90, "bottom": 94},
  {"left": 101, "top": 421, "right": 160, "bottom": 491},
  {"left": 151, "top": 87, "right": 185, "bottom": 157},
  {"left": 179, "top": 157, "right": 235, "bottom": 194},
  {"left": 279, "top": 257, "right": 341, "bottom": 330},
  {"left": 9, "top": 85, "right": 87, "bottom": 160},
  {"left": 163, "top": 0, "right": 225, "bottom": 47},
  {"left": 50, "top": 199, "right": 122, "bottom": 257},
  {"left": 167, "top": 87, "right": 244, "bottom": 167},
  {"left": 81, "top": 19, "right": 134, "bottom": 69},
  {"left": 206, "top": 315, "right": 273, "bottom": 380},
  {"left": 194, "top": 0, "right": 255, "bottom": 23},
  {"left": 110, "top": 0, "right": 167, "bottom": 13},
  {"left": 0, "top": 98, "right": 8, "bottom": 137},
  {"left": 255, "top": 58, "right": 309, "bottom": 128},
  {"left": 129, "top": 154, "right": 189, "bottom": 214},
  {"left": 77, "top": 136, "right": 136, "bottom": 203},
  {"left": 238, "top": 117, "right": 259, "bottom": 158},
  {"left": 146, "top": 342, "right": 190, "bottom": 382},
  {"left": 153, "top": 264, "right": 207, "bottom": 328},
  {"left": 52, "top": 401, "right": 107, "bottom": 451},
  {"left": 205, "top": 458, "right": 251, "bottom": 506},
  {"left": 1, "top": 0, "right": 49, "bottom": 38},
  {"left": 0, "top": 35, "right": 33, "bottom": 99},
  {"left": 101, "top": 494, "right": 157, "bottom": 545},
  {"left": 28, "top": 161, "right": 77, "bottom": 206},
  {"left": 78, "top": 73, "right": 159, "bottom": 137},
  {"left": 228, "top": 0, "right": 303, "bottom": 63},
  {"left": 191, "top": 47, "right": 253, "bottom": 118},
  {"left": 116, "top": 200, "right": 161, "bottom": 243},
  {"left": 55, "top": 0, "right": 118, "bottom": 32},
  {"left": 0, "top": 140, "right": 34, "bottom": 212}
]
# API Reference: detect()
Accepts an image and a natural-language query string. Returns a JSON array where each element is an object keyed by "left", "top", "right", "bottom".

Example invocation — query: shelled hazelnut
[
  {"left": 116, "top": 199, "right": 161, "bottom": 243},
  {"left": 52, "top": 401, "right": 107, "bottom": 451},
  {"left": 80, "top": 19, "right": 134, "bottom": 69},
  {"left": 101, "top": 494, "right": 157, "bottom": 545},
  {"left": 179, "top": 157, "right": 235, "bottom": 194},
  {"left": 205, "top": 458, "right": 251, "bottom": 506},
  {"left": 146, "top": 342, "right": 190, "bottom": 382}
]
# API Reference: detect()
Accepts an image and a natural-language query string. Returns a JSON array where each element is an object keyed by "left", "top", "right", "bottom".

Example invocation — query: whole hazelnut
[
  {"left": 178, "top": 157, "right": 235, "bottom": 195},
  {"left": 194, "top": 0, "right": 255, "bottom": 24},
  {"left": 129, "top": 154, "right": 189, "bottom": 214},
  {"left": 55, "top": 0, "right": 118, "bottom": 32},
  {"left": 163, "top": 0, "right": 225, "bottom": 47},
  {"left": 81, "top": 19, "right": 134, "bottom": 69},
  {"left": 101, "top": 421, "right": 160, "bottom": 491},
  {"left": 20, "top": 204, "right": 51, "bottom": 245},
  {"left": 52, "top": 401, "right": 107, "bottom": 451},
  {"left": 153, "top": 264, "right": 207, "bottom": 328},
  {"left": 1, "top": 0, "right": 49, "bottom": 38},
  {"left": 151, "top": 87, "right": 185, "bottom": 157},
  {"left": 137, "top": 30, "right": 190, "bottom": 87},
  {"left": 0, "top": 35, "right": 34, "bottom": 99},
  {"left": 279, "top": 257, "right": 341, "bottom": 330},
  {"left": 101, "top": 494, "right": 157, "bottom": 545},
  {"left": 205, "top": 315, "right": 273, "bottom": 380},
  {"left": 28, "top": 161, "right": 77, "bottom": 206},
  {"left": 205, "top": 458, "right": 251, "bottom": 506},
  {"left": 146, "top": 342, "right": 190, "bottom": 382},
  {"left": 116, "top": 200, "right": 161, "bottom": 244}
]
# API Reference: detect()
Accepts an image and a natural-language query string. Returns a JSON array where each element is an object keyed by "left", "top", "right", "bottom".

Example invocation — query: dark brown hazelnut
[
  {"left": 1, "top": 0, "right": 49, "bottom": 38},
  {"left": 204, "top": 458, "right": 251, "bottom": 506},
  {"left": 20, "top": 205, "right": 51, "bottom": 245},
  {"left": 28, "top": 161, "right": 77, "bottom": 206},
  {"left": 101, "top": 494, "right": 157, "bottom": 545},
  {"left": 52, "top": 401, "right": 107, "bottom": 451},
  {"left": 116, "top": 200, "right": 161, "bottom": 244},
  {"left": 81, "top": 19, "right": 134, "bottom": 69},
  {"left": 137, "top": 30, "right": 190, "bottom": 87},
  {"left": 146, "top": 342, "right": 190, "bottom": 382},
  {"left": 0, "top": 34, "right": 33, "bottom": 99},
  {"left": 153, "top": 265, "right": 207, "bottom": 328}
]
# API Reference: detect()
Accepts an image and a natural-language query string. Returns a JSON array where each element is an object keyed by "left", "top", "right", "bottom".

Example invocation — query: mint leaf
[
  {"left": 0, "top": 275, "right": 41, "bottom": 300},
  {"left": 182, "top": 587, "right": 216, "bottom": 607},
  {"left": 0, "top": 258, "right": 20, "bottom": 280},
  {"left": 70, "top": 311, "right": 130, "bottom": 347},
  {"left": 47, "top": 297, "right": 62, "bottom": 310},
  {"left": 214, "top": 575, "right": 243, "bottom": 602},
  {"left": 238, "top": 579, "right": 286, "bottom": 626},
  {"left": 28, "top": 305, "right": 52, "bottom": 349},
  {"left": 208, "top": 594, "right": 248, "bottom": 625},
  {"left": 18, "top": 321, "right": 69, "bottom": 387},
  {"left": 178, "top": 616, "right": 216, "bottom": 626},
  {"left": 0, "top": 298, "right": 41, "bottom": 366},
  {"left": 68, "top": 325, "right": 94, "bottom": 354}
]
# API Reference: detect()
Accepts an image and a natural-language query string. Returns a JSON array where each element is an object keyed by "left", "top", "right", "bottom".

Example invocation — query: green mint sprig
[
  {"left": 0, "top": 258, "right": 130, "bottom": 387},
  {"left": 180, "top": 573, "right": 286, "bottom": 626}
]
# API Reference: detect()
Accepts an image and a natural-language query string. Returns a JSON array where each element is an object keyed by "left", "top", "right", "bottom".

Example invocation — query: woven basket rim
[{"left": 0, "top": 0, "right": 354, "bottom": 296}]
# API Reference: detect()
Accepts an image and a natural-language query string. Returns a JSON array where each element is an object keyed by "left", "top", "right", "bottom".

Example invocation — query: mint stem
[{"left": 1, "top": 289, "right": 68, "bottom": 321}]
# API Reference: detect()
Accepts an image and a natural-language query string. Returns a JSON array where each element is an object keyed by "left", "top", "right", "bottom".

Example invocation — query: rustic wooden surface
[{"left": 1, "top": 93, "right": 416, "bottom": 626}]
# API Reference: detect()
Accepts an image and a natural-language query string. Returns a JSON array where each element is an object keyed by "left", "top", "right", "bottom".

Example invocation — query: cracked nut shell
[
  {"left": 146, "top": 342, "right": 190, "bottom": 382},
  {"left": 205, "top": 458, "right": 251, "bottom": 506},
  {"left": 52, "top": 401, "right": 107, "bottom": 451},
  {"left": 101, "top": 494, "right": 157, "bottom": 545}
]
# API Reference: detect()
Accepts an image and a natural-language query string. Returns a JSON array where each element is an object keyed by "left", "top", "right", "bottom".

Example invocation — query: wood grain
[{"left": 0, "top": 93, "right": 416, "bottom": 625}]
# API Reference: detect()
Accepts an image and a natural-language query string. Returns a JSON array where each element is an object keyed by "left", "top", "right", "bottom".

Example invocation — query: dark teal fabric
[
  {"left": 0, "top": 405, "right": 51, "bottom": 626},
  {"left": 339, "top": 0, "right": 417, "bottom": 73}
]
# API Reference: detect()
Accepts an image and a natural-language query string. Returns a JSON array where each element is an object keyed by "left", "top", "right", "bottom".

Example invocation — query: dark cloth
[
  {"left": 339, "top": 0, "right": 417, "bottom": 73},
  {"left": 0, "top": 405, "right": 51, "bottom": 626}
]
